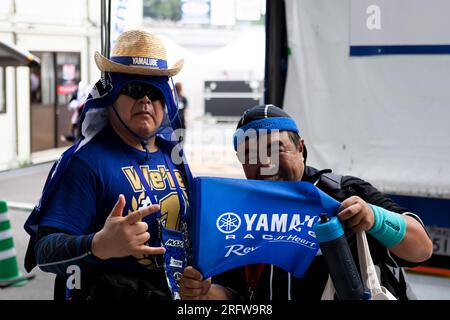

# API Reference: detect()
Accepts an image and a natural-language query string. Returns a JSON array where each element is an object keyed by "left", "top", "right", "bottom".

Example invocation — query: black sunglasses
[{"left": 120, "top": 83, "right": 164, "bottom": 102}]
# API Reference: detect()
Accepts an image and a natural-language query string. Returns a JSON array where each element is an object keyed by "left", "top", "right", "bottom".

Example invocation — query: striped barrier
[
  {"left": 0, "top": 200, "right": 29, "bottom": 287},
  {"left": 406, "top": 266, "right": 450, "bottom": 278}
]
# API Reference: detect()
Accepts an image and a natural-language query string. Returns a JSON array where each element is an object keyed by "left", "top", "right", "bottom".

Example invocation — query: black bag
[{"left": 57, "top": 270, "right": 172, "bottom": 301}]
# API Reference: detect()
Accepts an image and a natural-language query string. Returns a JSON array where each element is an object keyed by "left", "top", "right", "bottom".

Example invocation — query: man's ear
[
  {"left": 299, "top": 139, "right": 307, "bottom": 164},
  {"left": 298, "top": 138, "right": 305, "bottom": 153}
]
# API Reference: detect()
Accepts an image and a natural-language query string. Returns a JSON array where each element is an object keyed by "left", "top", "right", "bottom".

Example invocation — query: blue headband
[{"left": 233, "top": 117, "right": 300, "bottom": 151}]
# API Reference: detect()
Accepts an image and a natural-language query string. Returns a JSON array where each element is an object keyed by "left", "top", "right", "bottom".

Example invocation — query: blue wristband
[{"left": 368, "top": 205, "right": 407, "bottom": 248}]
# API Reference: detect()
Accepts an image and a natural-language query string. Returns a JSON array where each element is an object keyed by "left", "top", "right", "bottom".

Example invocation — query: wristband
[{"left": 368, "top": 204, "right": 407, "bottom": 248}]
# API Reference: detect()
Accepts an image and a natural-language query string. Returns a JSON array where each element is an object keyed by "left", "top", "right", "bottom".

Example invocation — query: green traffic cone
[{"left": 0, "top": 200, "right": 28, "bottom": 287}]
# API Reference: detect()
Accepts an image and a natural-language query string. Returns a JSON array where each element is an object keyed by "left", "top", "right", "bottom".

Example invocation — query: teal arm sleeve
[{"left": 368, "top": 204, "right": 407, "bottom": 248}]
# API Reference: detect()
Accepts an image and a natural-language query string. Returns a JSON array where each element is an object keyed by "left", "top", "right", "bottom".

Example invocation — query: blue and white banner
[{"left": 191, "top": 177, "right": 341, "bottom": 278}]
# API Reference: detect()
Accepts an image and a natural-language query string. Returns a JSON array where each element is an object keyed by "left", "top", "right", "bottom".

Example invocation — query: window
[
  {"left": 39, "top": 52, "right": 56, "bottom": 105},
  {"left": 30, "top": 51, "right": 81, "bottom": 152},
  {"left": 56, "top": 52, "right": 80, "bottom": 105}
]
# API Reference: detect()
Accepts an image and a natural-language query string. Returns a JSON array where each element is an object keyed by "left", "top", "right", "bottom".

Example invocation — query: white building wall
[
  {"left": 0, "top": 1, "right": 13, "bottom": 16},
  {"left": 14, "top": 0, "right": 86, "bottom": 26},
  {"left": 0, "top": 0, "right": 109, "bottom": 171},
  {"left": 0, "top": 67, "right": 17, "bottom": 171},
  {"left": 0, "top": 28, "right": 17, "bottom": 171}
]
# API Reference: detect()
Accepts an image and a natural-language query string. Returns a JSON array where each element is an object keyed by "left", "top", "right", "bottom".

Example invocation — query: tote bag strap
[
  {"left": 321, "top": 275, "right": 335, "bottom": 300},
  {"left": 356, "top": 231, "right": 382, "bottom": 296},
  {"left": 356, "top": 231, "right": 397, "bottom": 300}
]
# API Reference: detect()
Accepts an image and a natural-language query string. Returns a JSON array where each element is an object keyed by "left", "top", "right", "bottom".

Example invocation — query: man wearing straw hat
[{"left": 24, "top": 30, "right": 193, "bottom": 300}]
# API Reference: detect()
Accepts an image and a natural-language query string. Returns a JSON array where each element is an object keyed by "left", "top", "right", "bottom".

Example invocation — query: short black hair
[{"left": 287, "top": 131, "right": 307, "bottom": 164}]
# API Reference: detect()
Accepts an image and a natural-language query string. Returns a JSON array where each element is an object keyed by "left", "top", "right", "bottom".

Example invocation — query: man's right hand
[
  {"left": 92, "top": 194, "right": 165, "bottom": 260},
  {"left": 180, "top": 267, "right": 235, "bottom": 300},
  {"left": 179, "top": 266, "right": 212, "bottom": 300}
]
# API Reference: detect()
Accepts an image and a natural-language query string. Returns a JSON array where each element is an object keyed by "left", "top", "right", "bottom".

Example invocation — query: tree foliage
[{"left": 143, "top": 0, "right": 182, "bottom": 21}]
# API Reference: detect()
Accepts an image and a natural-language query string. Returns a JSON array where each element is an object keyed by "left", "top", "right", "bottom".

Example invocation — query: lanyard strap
[
  {"left": 162, "top": 150, "right": 188, "bottom": 223},
  {"left": 130, "top": 159, "right": 158, "bottom": 204},
  {"left": 245, "top": 263, "right": 265, "bottom": 291},
  {"left": 130, "top": 158, "right": 162, "bottom": 245},
  {"left": 161, "top": 148, "right": 192, "bottom": 265}
]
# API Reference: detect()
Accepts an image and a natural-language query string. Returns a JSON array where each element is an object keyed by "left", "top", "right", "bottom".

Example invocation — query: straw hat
[{"left": 94, "top": 30, "right": 183, "bottom": 77}]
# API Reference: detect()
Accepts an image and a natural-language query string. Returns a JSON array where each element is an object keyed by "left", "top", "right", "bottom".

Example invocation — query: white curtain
[{"left": 283, "top": 0, "right": 450, "bottom": 197}]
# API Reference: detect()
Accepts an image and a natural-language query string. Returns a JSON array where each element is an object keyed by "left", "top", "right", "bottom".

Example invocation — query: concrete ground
[
  {"left": 0, "top": 163, "right": 55, "bottom": 299},
  {"left": 0, "top": 121, "right": 449, "bottom": 300}
]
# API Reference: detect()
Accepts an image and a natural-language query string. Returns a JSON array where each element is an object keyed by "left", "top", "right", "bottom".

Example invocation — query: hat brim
[{"left": 94, "top": 51, "right": 183, "bottom": 77}]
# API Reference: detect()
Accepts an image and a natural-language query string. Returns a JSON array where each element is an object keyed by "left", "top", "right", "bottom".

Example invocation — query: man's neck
[{"left": 110, "top": 120, "right": 158, "bottom": 152}]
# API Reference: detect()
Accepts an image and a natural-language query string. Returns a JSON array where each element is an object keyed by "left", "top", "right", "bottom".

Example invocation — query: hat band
[
  {"left": 111, "top": 56, "right": 168, "bottom": 69},
  {"left": 233, "top": 117, "right": 300, "bottom": 151}
]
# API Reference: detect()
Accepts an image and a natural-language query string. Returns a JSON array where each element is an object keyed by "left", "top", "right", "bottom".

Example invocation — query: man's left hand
[{"left": 337, "top": 196, "right": 374, "bottom": 232}]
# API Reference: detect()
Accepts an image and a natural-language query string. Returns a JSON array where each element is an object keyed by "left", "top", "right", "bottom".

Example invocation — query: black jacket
[{"left": 212, "top": 166, "right": 426, "bottom": 300}]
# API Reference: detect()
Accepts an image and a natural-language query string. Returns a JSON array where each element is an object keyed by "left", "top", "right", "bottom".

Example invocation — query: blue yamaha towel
[{"left": 191, "top": 177, "right": 341, "bottom": 278}]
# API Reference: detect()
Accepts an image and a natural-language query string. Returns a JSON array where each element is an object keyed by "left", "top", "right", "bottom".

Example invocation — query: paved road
[
  {"left": 0, "top": 122, "right": 449, "bottom": 300},
  {"left": 0, "top": 163, "right": 55, "bottom": 299}
]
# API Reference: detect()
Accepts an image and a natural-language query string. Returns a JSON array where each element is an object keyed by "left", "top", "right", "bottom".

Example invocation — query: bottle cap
[{"left": 313, "top": 215, "right": 344, "bottom": 243}]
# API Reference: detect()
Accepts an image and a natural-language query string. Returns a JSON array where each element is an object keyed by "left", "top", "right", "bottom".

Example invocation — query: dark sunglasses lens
[
  {"left": 146, "top": 91, "right": 163, "bottom": 101},
  {"left": 121, "top": 83, "right": 163, "bottom": 101}
]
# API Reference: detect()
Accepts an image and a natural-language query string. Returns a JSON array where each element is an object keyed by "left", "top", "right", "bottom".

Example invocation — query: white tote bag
[{"left": 321, "top": 231, "right": 397, "bottom": 300}]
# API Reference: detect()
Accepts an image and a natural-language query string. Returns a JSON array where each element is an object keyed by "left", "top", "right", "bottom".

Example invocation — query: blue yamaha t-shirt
[{"left": 38, "top": 125, "right": 188, "bottom": 275}]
